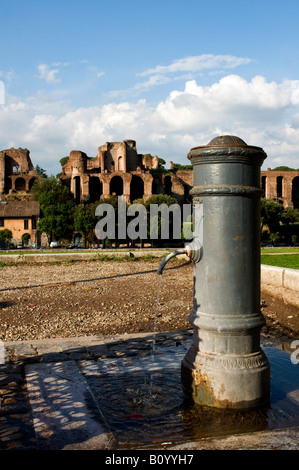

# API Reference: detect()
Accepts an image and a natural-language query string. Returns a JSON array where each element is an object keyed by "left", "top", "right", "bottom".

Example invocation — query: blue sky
[{"left": 1, "top": 0, "right": 299, "bottom": 175}]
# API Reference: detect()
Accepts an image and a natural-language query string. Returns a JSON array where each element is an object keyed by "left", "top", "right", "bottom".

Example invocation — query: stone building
[
  {"left": 0, "top": 147, "right": 41, "bottom": 246},
  {"left": 0, "top": 199, "right": 40, "bottom": 246},
  {"left": 261, "top": 169, "right": 299, "bottom": 208},
  {"left": 60, "top": 140, "right": 193, "bottom": 203}
]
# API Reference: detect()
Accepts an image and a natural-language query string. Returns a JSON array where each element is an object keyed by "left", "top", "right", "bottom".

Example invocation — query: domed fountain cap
[
  {"left": 207, "top": 135, "right": 247, "bottom": 147},
  {"left": 188, "top": 135, "right": 267, "bottom": 165}
]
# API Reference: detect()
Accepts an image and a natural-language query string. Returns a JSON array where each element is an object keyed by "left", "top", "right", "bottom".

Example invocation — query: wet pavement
[{"left": 1, "top": 329, "right": 299, "bottom": 451}]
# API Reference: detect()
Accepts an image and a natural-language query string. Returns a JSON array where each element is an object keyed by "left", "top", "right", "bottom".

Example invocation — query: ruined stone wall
[
  {"left": 261, "top": 169, "right": 299, "bottom": 208},
  {"left": 2, "top": 148, "right": 35, "bottom": 174},
  {"left": 0, "top": 148, "right": 38, "bottom": 196}
]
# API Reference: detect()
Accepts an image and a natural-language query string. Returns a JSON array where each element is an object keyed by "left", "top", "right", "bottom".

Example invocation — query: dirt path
[{"left": 0, "top": 259, "right": 298, "bottom": 342}]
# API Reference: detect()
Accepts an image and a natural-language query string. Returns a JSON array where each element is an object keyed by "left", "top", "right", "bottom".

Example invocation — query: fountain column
[{"left": 181, "top": 135, "right": 270, "bottom": 409}]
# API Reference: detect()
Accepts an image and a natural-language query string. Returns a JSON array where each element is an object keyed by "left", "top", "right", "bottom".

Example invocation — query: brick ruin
[
  {"left": 0, "top": 147, "right": 40, "bottom": 195},
  {"left": 0, "top": 142, "right": 298, "bottom": 210},
  {"left": 261, "top": 168, "right": 299, "bottom": 209},
  {"left": 59, "top": 140, "right": 193, "bottom": 204}
]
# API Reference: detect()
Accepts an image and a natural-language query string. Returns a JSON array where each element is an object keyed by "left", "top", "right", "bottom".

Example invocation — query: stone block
[
  {"left": 261, "top": 265, "right": 284, "bottom": 287},
  {"left": 283, "top": 268, "right": 299, "bottom": 292}
]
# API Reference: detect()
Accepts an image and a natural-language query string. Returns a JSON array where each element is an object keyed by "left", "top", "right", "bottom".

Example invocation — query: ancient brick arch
[
  {"left": 130, "top": 175, "right": 144, "bottom": 202},
  {"left": 15, "top": 177, "right": 26, "bottom": 191},
  {"left": 110, "top": 175, "right": 124, "bottom": 196},
  {"left": 89, "top": 176, "right": 103, "bottom": 202},
  {"left": 29, "top": 177, "right": 37, "bottom": 191}
]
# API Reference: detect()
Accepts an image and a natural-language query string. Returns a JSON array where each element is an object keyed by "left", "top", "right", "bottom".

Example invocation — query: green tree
[
  {"left": 94, "top": 196, "right": 127, "bottom": 247},
  {"left": 158, "top": 158, "right": 166, "bottom": 168},
  {"left": 261, "top": 198, "right": 284, "bottom": 234},
  {"left": 0, "top": 229, "right": 12, "bottom": 242},
  {"left": 261, "top": 198, "right": 299, "bottom": 245},
  {"left": 74, "top": 203, "right": 97, "bottom": 248},
  {"left": 35, "top": 165, "right": 48, "bottom": 178},
  {"left": 32, "top": 177, "right": 75, "bottom": 244},
  {"left": 133, "top": 194, "right": 181, "bottom": 247},
  {"left": 60, "top": 156, "right": 69, "bottom": 167}
]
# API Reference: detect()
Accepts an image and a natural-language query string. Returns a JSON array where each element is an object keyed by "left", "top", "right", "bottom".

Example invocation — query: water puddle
[{"left": 83, "top": 342, "right": 299, "bottom": 449}]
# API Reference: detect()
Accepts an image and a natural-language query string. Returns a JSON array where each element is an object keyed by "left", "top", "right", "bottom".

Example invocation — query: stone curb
[{"left": 261, "top": 265, "right": 299, "bottom": 307}]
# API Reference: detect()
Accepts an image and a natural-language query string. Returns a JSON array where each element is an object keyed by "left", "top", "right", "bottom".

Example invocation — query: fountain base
[{"left": 181, "top": 345, "right": 271, "bottom": 410}]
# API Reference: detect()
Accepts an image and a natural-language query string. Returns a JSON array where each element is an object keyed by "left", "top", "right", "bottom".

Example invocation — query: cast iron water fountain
[{"left": 159, "top": 135, "right": 270, "bottom": 409}]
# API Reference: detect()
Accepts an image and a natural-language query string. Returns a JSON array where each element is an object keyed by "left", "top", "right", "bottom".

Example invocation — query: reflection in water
[{"left": 85, "top": 344, "right": 299, "bottom": 449}]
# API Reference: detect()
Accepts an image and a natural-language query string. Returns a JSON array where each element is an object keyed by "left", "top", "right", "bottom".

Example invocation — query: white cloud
[
  {"left": 1, "top": 74, "right": 299, "bottom": 175},
  {"left": 109, "top": 54, "right": 253, "bottom": 97},
  {"left": 0, "top": 69, "right": 16, "bottom": 82},
  {"left": 138, "top": 54, "right": 252, "bottom": 77},
  {"left": 37, "top": 64, "right": 61, "bottom": 83}
]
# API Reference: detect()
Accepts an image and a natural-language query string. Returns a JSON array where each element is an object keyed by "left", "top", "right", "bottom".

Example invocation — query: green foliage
[
  {"left": 0, "top": 229, "right": 13, "bottom": 241},
  {"left": 261, "top": 198, "right": 284, "bottom": 233},
  {"left": 60, "top": 156, "right": 69, "bottom": 167},
  {"left": 142, "top": 194, "right": 178, "bottom": 208},
  {"left": 95, "top": 195, "right": 121, "bottom": 210},
  {"left": 74, "top": 203, "right": 97, "bottom": 247},
  {"left": 158, "top": 158, "right": 166, "bottom": 168},
  {"left": 35, "top": 165, "right": 48, "bottom": 178},
  {"left": 130, "top": 194, "right": 182, "bottom": 246},
  {"left": 32, "top": 177, "right": 75, "bottom": 243},
  {"left": 261, "top": 198, "right": 299, "bottom": 245},
  {"left": 272, "top": 166, "right": 298, "bottom": 171},
  {"left": 172, "top": 163, "right": 193, "bottom": 170}
]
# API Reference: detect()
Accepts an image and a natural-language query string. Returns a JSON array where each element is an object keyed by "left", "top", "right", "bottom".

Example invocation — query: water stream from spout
[
  {"left": 123, "top": 274, "right": 163, "bottom": 411},
  {"left": 151, "top": 274, "right": 163, "bottom": 362},
  {"left": 148, "top": 274, "right": 163, "bottom": 392}
]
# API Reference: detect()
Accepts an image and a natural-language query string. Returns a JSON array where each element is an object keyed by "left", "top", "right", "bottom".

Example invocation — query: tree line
[
  {"left": 30, "top": 177, "right": 184, "bottom": 248},
  {"left": 1, "top": 175, "right": 298, "bottom": 248},
  {"left": 261, "top": 198, "right": 299, "bottom": 246}
]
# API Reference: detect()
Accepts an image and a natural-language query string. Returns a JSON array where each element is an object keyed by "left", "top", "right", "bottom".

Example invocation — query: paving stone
[
  {"left": 25, "top": 360, "right": 114, "bottom": 450},
  {"left": 0, "top": 331, "right": 298, "bottom": 450}
]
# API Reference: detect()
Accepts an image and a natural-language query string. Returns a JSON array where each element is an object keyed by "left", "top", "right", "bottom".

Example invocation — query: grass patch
[
  {"left": 261, "top": 254, "right": 299, "bottom": 269},
  {"left": 261, "top": 247, "right": 299, "bottom": 254},
  {"left": 96, "top": 254, "right": 138, "bottom": 262},
  {"left": 0, "top": 261, "right": 17, "bottom": 267}
]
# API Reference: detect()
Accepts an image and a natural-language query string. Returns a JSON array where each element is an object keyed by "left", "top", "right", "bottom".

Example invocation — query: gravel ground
[{"left": 0, "top": 258, "right": 298, "bottom": 342}]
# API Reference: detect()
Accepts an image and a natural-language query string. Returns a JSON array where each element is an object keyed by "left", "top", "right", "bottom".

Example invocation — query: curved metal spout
[
  {"left": 157, "top": 240, "right": 202, "bottom": 275},
  {"left": 157, "top": 248, "right": 187, "bottom": 275}
]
